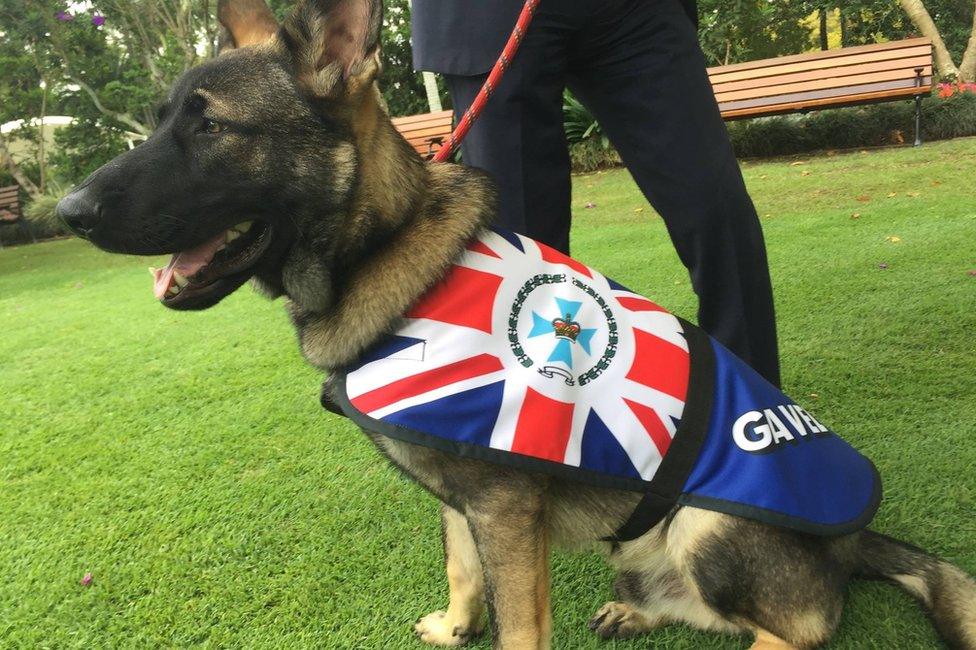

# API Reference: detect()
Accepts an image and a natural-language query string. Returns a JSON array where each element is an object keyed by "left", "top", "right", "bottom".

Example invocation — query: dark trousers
[{"left": 443, "top": 0, "right": 780, "bottom": 386}]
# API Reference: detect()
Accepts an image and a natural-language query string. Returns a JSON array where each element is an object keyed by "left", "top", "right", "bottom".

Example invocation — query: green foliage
[
  {"left": 697, "top": 0, "right": 814, "bottom": 66},
  {"left": 841, "top": 0, "right": 974, "bottom": 62},
  {"left": 48, "top": 118, "right": 130, "bottom": 182},
  {"left": 563, "top": 91, "right": 605, "bottom": 146},
  {"left": 22, "top": 191, "right": 69, "bottom": 239},
  {"left": 563, "top": 91, "right": 617, "bottom": 172},
  {"left": 726, "top": 92, "right": 976, "bottom": 158},
  {"left": 569, "top": 138, "right": 620, "bottom": 174}
]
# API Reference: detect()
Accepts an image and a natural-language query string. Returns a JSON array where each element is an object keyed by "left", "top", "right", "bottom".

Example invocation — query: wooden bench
[
  {"left": 0, "top": 185, "right": 35, "bottom": 248},
  {"left": 391, "top": 109, "right": 453, "bottom": 159},
  {"left": 394, "top": 39, "right": 933, "bottom": 153},
  {"left": 709, "top": 37, "right": 933, "bottom": 145}
]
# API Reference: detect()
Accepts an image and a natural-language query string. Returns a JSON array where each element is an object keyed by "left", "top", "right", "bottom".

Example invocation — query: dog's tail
[{"left": 857, "top": 530, "right": 976, "bottom": 649}]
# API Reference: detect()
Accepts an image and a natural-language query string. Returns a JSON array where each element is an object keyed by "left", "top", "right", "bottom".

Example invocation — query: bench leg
[
  {"left": 914, "top": 94, "right": 923, "bottom": 147},
  {"left": 913, "top": 67, "right": 924, "bottom": 147}
]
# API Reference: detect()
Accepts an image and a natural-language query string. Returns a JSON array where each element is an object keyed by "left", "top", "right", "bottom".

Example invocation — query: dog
[{"left": 56, "top": 0, "right": 976, "bottom": 647}]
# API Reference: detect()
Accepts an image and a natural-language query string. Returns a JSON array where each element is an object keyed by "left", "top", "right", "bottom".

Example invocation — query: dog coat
[{"left": 332, "top": 228, "right": 881, "bottom": 541}]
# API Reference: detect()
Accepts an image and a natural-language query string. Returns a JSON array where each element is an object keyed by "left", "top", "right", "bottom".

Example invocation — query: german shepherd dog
[{"left": 57, "top": 0, "right": 976, "bottom": 647}]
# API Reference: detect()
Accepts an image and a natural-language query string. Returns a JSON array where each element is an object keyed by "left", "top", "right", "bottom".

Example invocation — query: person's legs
[
  {"left": 567, "top": 0, "right": 780, "bottom": 385},
  {"left": 442, "top": 7, "right": 575, "bottom": 253}
]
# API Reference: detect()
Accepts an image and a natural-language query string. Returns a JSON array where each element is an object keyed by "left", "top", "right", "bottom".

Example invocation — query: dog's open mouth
[{"left": 151, "top": 220, "right": 272, "bottom": 308}]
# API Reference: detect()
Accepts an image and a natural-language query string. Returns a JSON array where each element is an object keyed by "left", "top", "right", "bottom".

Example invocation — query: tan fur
[
  {"left": 751, "top": 629, "right": 800, "bottom": 649},
  {"left": 218, "top": 0, "right": 279, "bottom": 49},
  {"left": 607, "top": 511, "right": 743, "bottom": 636},
  {"left": 464, "top": 487, "right": 552, "bottom": 649},
  {"left": 415, "top": 506, "right": 486, "bottom": 646},
  {"left": 588, "top": 601, "right": 658, "bottom": 639},
  {"left": 938, "top": 564, "right": 976, "bottom": 647},
  {"left": 665, "top": 507, "right": 730, "bottom": 571},
  {"left": 293, "top": 163, "right": 492, "bottom": 370}
]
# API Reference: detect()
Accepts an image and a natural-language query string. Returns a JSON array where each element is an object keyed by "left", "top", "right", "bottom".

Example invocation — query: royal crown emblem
[{"left": 552, "top": 314, "right": 582, "bottom": 341}]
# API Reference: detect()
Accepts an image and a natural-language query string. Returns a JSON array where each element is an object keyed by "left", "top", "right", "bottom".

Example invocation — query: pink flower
[
  {"left": 938, "top": 83, "right": 954, "bottom": 99},
  {"left": 80, "top": 572, "right": 93, "bottom": 587},
  {"left": 91, "top": 14, "right": 105, "bottom": 27}
]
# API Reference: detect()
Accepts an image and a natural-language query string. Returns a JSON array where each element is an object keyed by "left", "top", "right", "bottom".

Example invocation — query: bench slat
[
  {"left": 719, "top": 80, "right": 931, "bottom": 120},
  {"left": 398, "top": 124, "right": 455, "bottom": 140},
  {"left": 715, "top": 67, "right": 931, "bottom": 104},
  {"left": 711, "top": 54, "right": 932, "bottom": 95},
  {"left": 391, "top": 110, "right": 453, "bottom": 127},
  {"left": 708, "top": 44, "right": 932, "bottom": 87},
  {"left": 707, "top": 37, "right": 931, "bottom": 76}
]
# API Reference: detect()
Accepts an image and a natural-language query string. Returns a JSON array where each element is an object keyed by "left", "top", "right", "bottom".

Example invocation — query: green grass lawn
[{"left": 2, "top": 138, "right": 975, "bottom": 649}]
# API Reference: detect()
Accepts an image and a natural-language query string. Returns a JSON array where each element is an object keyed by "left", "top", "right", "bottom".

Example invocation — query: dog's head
[{"left": 57, "top": 0, "right": 391, "bottom": 311}]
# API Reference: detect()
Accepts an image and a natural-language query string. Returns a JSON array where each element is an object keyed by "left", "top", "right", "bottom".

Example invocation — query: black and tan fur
[{"left": 56, "top": 0, "right": 976, "bottom": 647}]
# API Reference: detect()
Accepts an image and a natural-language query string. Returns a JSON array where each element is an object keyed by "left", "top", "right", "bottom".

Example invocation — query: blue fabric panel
[
  {"left": 383, "top": 380, "right": 504, "bottom": 449},
  {"left": 490, "top": 226, "right": 525, "bottom": 252},
  {"left": 579, "top": 409, "right": 642, "bottom": 480},
  {"left": 356, "top": 335, "right": 426, "bottom": 368},
  {"left": 682, "top": 340, "right": 879, "bottom": 529}
]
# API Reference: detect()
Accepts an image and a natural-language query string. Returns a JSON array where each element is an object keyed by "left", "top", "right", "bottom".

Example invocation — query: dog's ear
[
  {"left": 217, "top": 0, "right": 279, "bottom": 53},
  {"left": 280, "top": 0, "right": 383, "bottom": 97}
]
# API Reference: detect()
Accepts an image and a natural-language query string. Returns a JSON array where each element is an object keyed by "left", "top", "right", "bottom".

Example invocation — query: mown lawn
[{"left": 1, "top": 137, "right": 974, "bottom": 649}]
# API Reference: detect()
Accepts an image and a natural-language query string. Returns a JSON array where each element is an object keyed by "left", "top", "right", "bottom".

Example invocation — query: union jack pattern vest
[{"left": 332, "top": 228, "right": 880, "bottom": 540}]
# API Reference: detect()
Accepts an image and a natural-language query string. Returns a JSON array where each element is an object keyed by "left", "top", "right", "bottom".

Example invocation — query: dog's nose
[{"left": 57, "top": 189, "right": 100, "bottom": 239}]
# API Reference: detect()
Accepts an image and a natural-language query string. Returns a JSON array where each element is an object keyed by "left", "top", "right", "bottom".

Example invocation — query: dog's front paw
[
  {"left": 587, "top": 601, "right": 654, "bottom": 640},
  {"left": 414, "top": 610, "right": 482, "bottom": 647}
]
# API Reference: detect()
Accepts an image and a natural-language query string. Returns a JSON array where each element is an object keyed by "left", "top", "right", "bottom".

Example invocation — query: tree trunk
[
  {"left": 38, "top": 81, "right": 47, "bottom": 194},
  {"left": 898, "top": 0, "right": 961, "bottom": 79},
  {"left": 0, "top": 134, "right": 42, "bottom": 199},
  {"left": 819, "top": 8, "right": 829, "bottom": 50},
  {"left": 840, "top": 7, "right": 849, "bottom": 47},
  {"left": 422, "top": 71, "right": 443, "bottom": 112},
  {"left": 958, "top": 3, "right": 976, "bottom": 83}
]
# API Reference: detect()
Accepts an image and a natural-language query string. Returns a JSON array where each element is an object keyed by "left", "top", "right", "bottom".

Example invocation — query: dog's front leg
[
  {"left": 467, "top": 497, "right": 552, "bottom": 649},
  {"left": 415, "top": 505, "right": 486, "bottom": 646}
]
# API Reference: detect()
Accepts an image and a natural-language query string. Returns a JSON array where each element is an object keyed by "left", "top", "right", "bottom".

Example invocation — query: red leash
[{"left": 431, "top": 0, "right": 542, "bottom": 163}]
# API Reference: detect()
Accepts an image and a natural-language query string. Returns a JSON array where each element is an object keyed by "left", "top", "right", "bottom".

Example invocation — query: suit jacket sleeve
[{"left": 411, "top": 0, "right": 699, "bottom": 76}]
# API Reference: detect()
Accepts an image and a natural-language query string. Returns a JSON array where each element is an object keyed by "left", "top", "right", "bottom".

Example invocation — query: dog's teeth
[
  {"left": 167, "top": 285, "right": 180, "bottom": 296},
  {"left": 149, "top": 266, "right": 158, "bottom": 276},
  {"left": 237, "top": 221, "right": 254, "bottom": 233},
  {"left": 226, "top": 229, "right": 241, "bottom": 243},
  {"left": 173, "top": 272, "right": 189, "bottom": 288}
]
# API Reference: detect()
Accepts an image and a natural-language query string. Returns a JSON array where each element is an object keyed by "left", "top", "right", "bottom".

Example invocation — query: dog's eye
[{"left": 202, "top": 119, "right": 227, "bottom": 134}]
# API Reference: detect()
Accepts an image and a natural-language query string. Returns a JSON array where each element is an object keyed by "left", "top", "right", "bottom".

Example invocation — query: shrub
[
  {"left": 0, "top": 191, "right": 71, "bottom": 245},
  {"left": 726, "top": 92, "right": 976, "bottom": 159},
  {"left": 564, "top": 91, "right": 619, "bottom": 171},
  {"left": 569, "top": 138, "right": 621, "bottom": 173}
]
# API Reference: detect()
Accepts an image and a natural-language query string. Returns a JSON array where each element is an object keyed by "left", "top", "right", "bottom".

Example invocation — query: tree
[
  {"left": 0, "top": 0, "right": 440, "bottom": 195},
  {"left": 898, "top": 0, "right": 962, "bottom": 78},
  {"left": 0, "top": 0, "right": 217, "bottom": 189},
  {"left": 841, "top": 0, "right": 976, "bottom": 82},
  {"left": 697, "top": 0, "right": 813, "bottom": 66}
]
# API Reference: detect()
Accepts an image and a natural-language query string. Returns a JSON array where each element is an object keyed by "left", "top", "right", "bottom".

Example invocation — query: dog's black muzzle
[{"left": 58, "top": 186, "right": 100, "bottom": 240}]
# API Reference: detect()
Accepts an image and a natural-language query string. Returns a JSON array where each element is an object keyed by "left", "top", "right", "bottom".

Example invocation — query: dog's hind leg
[
  {"left": 466, "top": 492, "right": 552, "bottom": 649},
  {"left": 415, "top": 505, "right": 486, "bottom": 646}
]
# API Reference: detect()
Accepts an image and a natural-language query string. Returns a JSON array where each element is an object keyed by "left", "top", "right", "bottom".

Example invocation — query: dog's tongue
[{"left": 152, "top": 230, "right": 227, "bottom": 299}]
